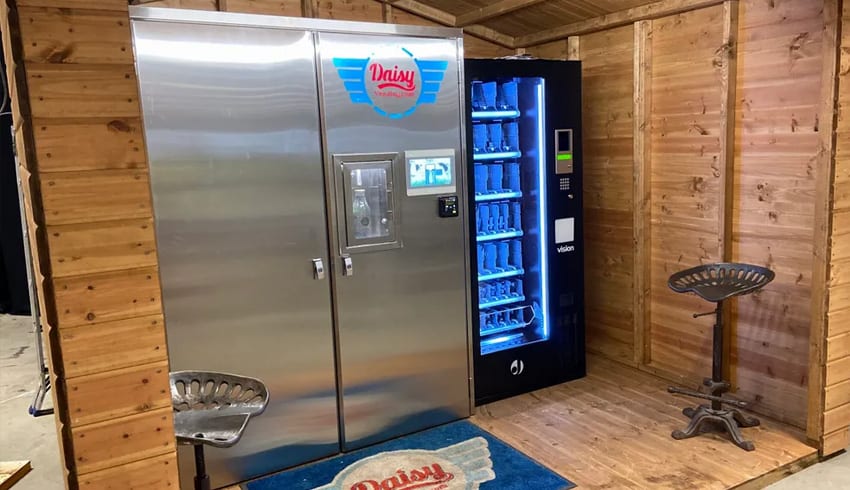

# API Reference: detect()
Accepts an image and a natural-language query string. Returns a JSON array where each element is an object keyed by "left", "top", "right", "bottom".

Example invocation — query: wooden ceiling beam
[
  {"left": 463, "top": 25, "right": 516, "bottom": 48},
  {"left": 379, "top": 0, "right": 516, "bottom": 48},
  {"left": 455, "top": 0, "right": 546, "bottom": 27},
  {"left": 514, "top": 0, "right": 725, "bottom": 47},
  {"left": 383, "top": 0, "right": 456, "bottom": 26}
]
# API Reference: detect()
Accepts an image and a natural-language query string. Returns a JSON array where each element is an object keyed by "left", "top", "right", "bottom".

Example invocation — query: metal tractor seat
[
  {"left": 170, "top": 371, "right": 269, "bottom": 490},
  {"left": 666, "top": 263, "right": 774, "bottom": 451}
]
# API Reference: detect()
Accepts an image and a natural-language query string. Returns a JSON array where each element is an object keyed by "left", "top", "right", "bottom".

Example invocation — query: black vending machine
[{"left": 465, "top": 58, "right": 585, "bottom": 405}]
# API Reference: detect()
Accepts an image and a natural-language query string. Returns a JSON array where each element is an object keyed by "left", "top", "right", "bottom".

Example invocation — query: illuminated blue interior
[{"left": 472, "top": 77, "right": 548, "bottom": 355}]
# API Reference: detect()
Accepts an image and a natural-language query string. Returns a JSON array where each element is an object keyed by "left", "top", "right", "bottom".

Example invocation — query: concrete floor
[
  {"left": 0, "top": 314, "right": 61, "bottom": 489},
  {"left": 0, "top": 313, "right": 847, "bottom": 489}
]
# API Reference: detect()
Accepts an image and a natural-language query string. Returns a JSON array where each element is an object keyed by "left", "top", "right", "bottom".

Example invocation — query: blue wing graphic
[
  {"left": 436, "top": 437, "right": 496, "bottom": 487},
  {"left": 415, "top": 59, "right": 449, "bottom": 105},
  {"left": 332, "top": 58, "right": 371, "bottom": 105}
]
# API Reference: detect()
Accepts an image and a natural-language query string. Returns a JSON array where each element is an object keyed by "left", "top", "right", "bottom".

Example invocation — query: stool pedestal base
[{"left": 672, "top": 404, "right": 760, "bottom": 451}]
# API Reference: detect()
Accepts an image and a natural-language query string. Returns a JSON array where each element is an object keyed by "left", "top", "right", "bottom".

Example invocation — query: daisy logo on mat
[{"left": 315, "top": 437, "right": 496, "bottom": 490}]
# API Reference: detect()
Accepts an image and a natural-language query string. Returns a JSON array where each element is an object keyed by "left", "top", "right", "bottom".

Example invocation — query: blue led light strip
[
  {"left": 480, "top": 295, "right": 525, "bottom": 309},
  {"left": 474, "top": 191, "right": 523, "bottom": 202},
  {"left": 480, "top": 333, "right": 524, "bottom": 347},
  {"left": 473, "top": 151, "right": 522, "bottom": 161},
  {"left": 478, "top": 269, "right": 525, "bottom": 282},
  {"left": 476, "top": 230, "right": 523, "bottom": 242},
  {"left": 537, "top": 80, "right": 549, "bottom": 339},
  {"left": 472, "top": 109, "right": 521, "bottom": 120}
]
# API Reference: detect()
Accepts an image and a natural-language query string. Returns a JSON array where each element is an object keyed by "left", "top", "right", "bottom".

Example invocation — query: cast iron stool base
[{"left": 672, "top": 404, "right": 760, "bottom": 451}]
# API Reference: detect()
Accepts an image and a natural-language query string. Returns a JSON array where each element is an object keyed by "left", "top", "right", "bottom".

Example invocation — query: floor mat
[{"left": 245, "top": 420, "right": 574, "bottom": 490}]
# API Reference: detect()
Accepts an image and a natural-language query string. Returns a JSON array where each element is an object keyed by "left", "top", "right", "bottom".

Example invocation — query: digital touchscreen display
[{"left": 408, "top": 157, "right": 453, "bottom": 188}]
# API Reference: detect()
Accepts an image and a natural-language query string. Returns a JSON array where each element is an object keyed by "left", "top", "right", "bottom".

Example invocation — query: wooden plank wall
[
  {"left": 822, "top": 0, "right": 850, "bottom": 454},
  {"left": 732, "top": 0, "right": 824, "bottom": 430},
  {"left": 136, "top": 0, "right": 513, "bottom": 58},
  {"left": 527, "top": 30, "right": 639, "bottom": 367},
  {"left": 532, "top": 0, "right": 834, "bottom": 435},
  {"left": 577, "top": 27, "right": 637, "bottom": 365},
  {"left": 647, "top": 5, "right": 725, "bottom": 383},
  {"left": 0, "top": 1, "right": 179, "bottom": 489}
]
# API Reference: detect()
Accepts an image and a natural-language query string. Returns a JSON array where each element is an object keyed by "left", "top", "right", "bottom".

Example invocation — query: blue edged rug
[{"left": 245, "top": 421, "right": 574, "bottom": 490}]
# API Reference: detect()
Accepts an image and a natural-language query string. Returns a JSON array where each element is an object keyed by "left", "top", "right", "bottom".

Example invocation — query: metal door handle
[
  {"left": 342, "top": 256, "right": 354, "bottom": 276},
  {"left": 312, "top": 258, "right": 325, "bottom": 280}
]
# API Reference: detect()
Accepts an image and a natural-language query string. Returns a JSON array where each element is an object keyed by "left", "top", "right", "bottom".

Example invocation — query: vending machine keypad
[{"left": 438, "top": 195, "right": 459, "bottom": 217}]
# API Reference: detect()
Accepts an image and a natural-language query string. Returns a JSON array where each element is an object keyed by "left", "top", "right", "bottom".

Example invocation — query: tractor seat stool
[
  {"left": 170, "top": 371, "right": 269, "bottom": 490},
  {"left": 666, "top": 263, "right": 774, "bottom": 451}
]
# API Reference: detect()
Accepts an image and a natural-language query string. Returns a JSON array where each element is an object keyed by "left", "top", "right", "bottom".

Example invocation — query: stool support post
[
  {"left": 194, "top": 444, "right": 211, "bottom": 490},
  {"left": 712, "top": 301, "right": 723, "bottom": 410}
]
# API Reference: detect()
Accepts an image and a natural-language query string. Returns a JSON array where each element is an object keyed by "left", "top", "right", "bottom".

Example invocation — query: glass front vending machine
[{"left": 465, "top": 58, "right": 585, "bottom": 405}]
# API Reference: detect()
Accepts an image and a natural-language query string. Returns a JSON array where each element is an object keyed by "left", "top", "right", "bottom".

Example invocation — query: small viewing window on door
[
  {"left": 350, "top": 166, "right": 390, "bottom": 240},
  {"left": 336, "top": 154, "right": 401, "bottom": 253}
]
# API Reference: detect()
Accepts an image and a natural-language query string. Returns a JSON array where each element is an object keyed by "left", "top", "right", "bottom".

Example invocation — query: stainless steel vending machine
[{"left": 131, "top": 8, "right": 471, "bottom": 488}]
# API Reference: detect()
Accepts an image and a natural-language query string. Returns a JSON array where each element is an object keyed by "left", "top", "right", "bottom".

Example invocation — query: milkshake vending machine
[
  {"left": 465, "top": 59, "right": 585, "bottom": 405},
  {"left": 132, "top": 7, "right": 471, "bottom": 488}
]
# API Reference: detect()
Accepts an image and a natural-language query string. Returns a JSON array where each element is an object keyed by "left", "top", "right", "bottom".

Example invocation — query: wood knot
[
  {"left": 46, "top": 47, "right": 74, "bottom": 64},
  {"left": 690, "top": 123, "right": 708, "bottom": 136},
  {"left": 107, "top": 120, "right": 132, "bottom": 133},
  {"left": 86, "top": 312, "right": 96, "bottom": 321},
  {"left": 690, "top": 176, "right": 706, "bottom": 193}
]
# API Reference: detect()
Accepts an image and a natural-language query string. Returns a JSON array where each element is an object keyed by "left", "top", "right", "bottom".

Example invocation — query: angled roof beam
[
  {"left": 380, "top": 0, "right": 516, "bottom": 48},
  {"left": 385, "top": 0, "right": 455, "bottom": 26},
  {"left": 514, "top": 0, "right": 724, "bottom": 47},
  {"left": 455, "top": 0, "right": 546, "bottom": 27}
]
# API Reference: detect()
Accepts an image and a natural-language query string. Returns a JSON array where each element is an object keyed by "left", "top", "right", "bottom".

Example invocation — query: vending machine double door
[
  {"left": 465, "top": 58, "right": 586, "bottom": 405},
  {"left": 133, "top": 8, "right": 471, "bottom": 488}
]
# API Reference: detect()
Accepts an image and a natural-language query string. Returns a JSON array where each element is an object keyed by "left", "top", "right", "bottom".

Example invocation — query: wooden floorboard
[{"left": 471, "top": 355, "right": 817, "bottom": 490}]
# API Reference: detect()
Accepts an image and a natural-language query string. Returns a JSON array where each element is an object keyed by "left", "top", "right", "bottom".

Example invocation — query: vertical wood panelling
[
  {"left": 567, "top": 36, "right": 580, "bottom": 60},
  {"left": 811, "top": 0, "right": 842, "bottom": 447},
  {"left": 318, "top": 0, "right": 383, "bottom": 22},
  {"left": 634, "top": 19, "right": 651, "bottom": 366},
  {"left": 821, "top": 0, "right": 850, "bottom": 455},
  {"left": 388, "top": 6, "right": 440, "bottom": 26},
  {"left": 732, "top": 0, "right": 824, "bottom": 429},
  {"left": 136, "top": 0, "right": 218, "bottom": 9},
  {"left": 463, "top": 35, "right": 514, "bottom": 58},
  {"left": 220, "top": 0, "right": 302, "bottom": 16},
  {"left": 580, "top": 25, "right": 636, "bottom": 364},
  {"left": 648, "top": 6, "right": 725, "bottom": 380},
  {"left": 717, "top": 0, "right": 738, "bottom": 386},
  {"left": 525, "top": 39, "right": 567, "bottom": 59}
]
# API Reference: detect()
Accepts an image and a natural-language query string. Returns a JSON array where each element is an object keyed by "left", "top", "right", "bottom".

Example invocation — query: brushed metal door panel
[
  {"left": 318, "top": 33, "right": 471, "bottom": 450},
  {"left": 133, "top": 21, "right": 338, "bottom": 487}
]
